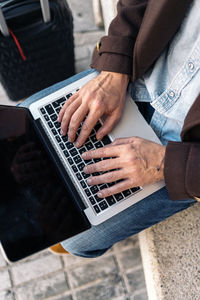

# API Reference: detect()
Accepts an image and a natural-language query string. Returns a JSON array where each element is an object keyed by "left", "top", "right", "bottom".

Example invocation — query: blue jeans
[{"left": 20, "top": 69, "right": 197, "bottom": 258}]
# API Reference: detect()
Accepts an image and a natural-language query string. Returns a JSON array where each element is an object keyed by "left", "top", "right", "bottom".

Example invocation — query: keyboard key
[
  {"left": 79, "top": 147, "right": 87, "bottom": 155},
  {"left": 66, "top": 93, "right": 72, "bottom": 98},
  {"left": 100, "top": 184, "right": 108, "bottom": 190},
  {"left": 131, "top": 186, "right": 141, "bottom": 193},
  {"left": 85, "top": 188, "right": 91, "bottom": 197},
  {"left": 99, "top": 201, "right": 108, "bottom": 211},
  {"left": 90, "top": 135, "right": 98, "bottom": 143},
  {"left": 94, "top": 122, "right": 101, "bottom": 131},
  {"left": 90, "top": 185, "right": 99, "bottom": 194},
  {"left": 82, "top": 172, "right": 90, "bottom": 179},
  {"left": 74, "top": 155, "right": 82, "bottom": 164},
  {"left": 59, "top": 143, "right": 65, "bottom": 150},
  {"left": 122, "top": 189, "right": 131, "bottom": 197},
  {"left": 45, "top": 104, "right": 54, "bottom": 115},
  {"left": 95, "top": 194, "right": 102, "bottom": 202},
  {"left": 62, "top": 136, "right": 68, "bottom": 142},
  {"left": 95, "top": 141, "right": 103, "bottom": 148},
  {"left": 52, "top": 129, "right": 57, "bottom": 135},
  {"left": 72, "top": 165, "right": 78, "bottom": 173},
  {"left": 66, "top": 142, "right": 74, "bottom": 149},
  {"left": 106, "top": 196, "right": 116, "bottom": 206},
  {"left": 50, "top": 114, "right": 57, "bottom": 122},
  {"left": 67, "top": 158, "right": 73, "bottom": 165},
  {"left": 94, "top": 204, "right": 100, "bottom": 214},
  {"left": 85, "top": 142, "right": 94, "bottom": 151},
  {"left": 40, "top": 108, "right": 46, "bottom": 114},
  {"left": 56, "top": 136, "right": 61, "bottom": 143},
  {"left": 114, "top": 193, "right": 124, "bottom": 202},
  {"left": 80, "top": 181, "right": 87, "bottom": 189},
  {"left": 70, "top": 148, "right": 78, "bottom": 156},
  {"left": 52, "top": 97, "right": 65, "bottom": 108},
  {"left": 64, "top": 150, "right": 69, "bottom": 158},
  {"left": 88, "top": 196, "right": 96, "bottom": 206},
  {"left": 54, "top": 121, "right": 61, "bottom": 129},
  {"left": 44, "top": 114, "right": 49, "bottom": 121},
  {"left": 47, "top": 121, "right": 53, "bottom": 129},
  {"left": 94, "top": 158, "right": 101, "bottom": 163},
  {"left": 102, "top": 136, "right": 111, "bottom": 146},
  {"left": 78, "top": 162, "right": 85, "bottom": 171},
  {"left": 56, "top": 107, "right": 61, "bottom": 114},
  {"left": 76, "top": 173, "right": 82, "bottom": 180}
]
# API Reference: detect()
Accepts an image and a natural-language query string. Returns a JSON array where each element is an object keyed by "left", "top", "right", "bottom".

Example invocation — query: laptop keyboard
[{"left": 39, "top": 92, "right": 141, "bottom": 215}]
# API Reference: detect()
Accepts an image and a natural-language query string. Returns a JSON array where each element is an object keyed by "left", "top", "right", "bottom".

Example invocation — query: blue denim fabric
[
  {"left": 21, "top": 69, "right": 196, "bottom": 258},
  {"left": 132, "top": 0, "right": 200, "bottom": 145}
]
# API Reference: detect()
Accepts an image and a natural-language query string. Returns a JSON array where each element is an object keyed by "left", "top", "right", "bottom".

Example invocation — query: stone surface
[
  {"left": 69, "top": 255, "right": 118, "bottom": 288},
  {"left": 0, "top": 269, "right": 11, "bottom": 292},
  {"left": 75, "top": 274, "right": 126, "bottom": 300},
  {"left": 68, "top": 0, "right": 99, "bottom": 32},
  {"left": 0, "top": 251, "right": 7, "bottom": 268},
  {"left": 0, "top": 290, "right": 14, "bottom": 300},
  {"left": 11, "top": 254, "right": 62, "bottom": 285},
  {"left": 118, "top": 248, "right": 143, "bottom": 270},
  {"left": 126, "top": 269, "right": 146, "bottom": 293},
  {"left": 15, "top": 272, "right": 69, "bottom": 300},
  {"left": 139, "top": 203, "right": 200, "bottom": 300}
]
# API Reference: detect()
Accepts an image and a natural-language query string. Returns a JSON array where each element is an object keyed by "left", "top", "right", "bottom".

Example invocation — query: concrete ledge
[{"left": 139, "top": 203, "right": 200, "bottom": 300}]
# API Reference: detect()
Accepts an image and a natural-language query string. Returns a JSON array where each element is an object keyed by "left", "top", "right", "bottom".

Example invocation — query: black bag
[{"left": 0, "top": 0, "right": 75, "bottom": 101}]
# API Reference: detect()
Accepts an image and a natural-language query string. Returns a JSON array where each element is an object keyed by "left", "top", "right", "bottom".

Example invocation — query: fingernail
[
  {"left": 97, "top": 192, "right": 103, "bottom": 198},
  {"left": 60, "top": 129, "right": 64, "bottom": 136},
  {"left": 87, "top": 178, "right": 92, "bottom": 184},
  {"left": 75, "top": 141, "right": 80, "bottom": 147},
  {"left": 83, "top": 166, "right": 88, "bottom": 173},
  {"left": 82, "top": 152, "right": 86, "bottom": 159}
]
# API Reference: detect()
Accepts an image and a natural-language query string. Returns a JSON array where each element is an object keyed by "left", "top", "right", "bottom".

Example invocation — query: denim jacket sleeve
[{"left": 90, "top": 0, "right": 148, "bottom": 75}]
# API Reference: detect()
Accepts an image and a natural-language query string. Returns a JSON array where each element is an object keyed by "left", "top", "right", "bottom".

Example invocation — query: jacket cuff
[
  {"left": 164, "top": 141, "right": 200, "bottom": 200},
  {"left": 164, "top": 142, "right": 191, "bottom": 200},
  {"left": 90, "top": 36, "right": 134, "bottom": 75}
]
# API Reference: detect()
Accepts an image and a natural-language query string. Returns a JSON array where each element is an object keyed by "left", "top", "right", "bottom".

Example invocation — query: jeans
[{"left": 20, "top": 69, "right": 197, "bottom": 258}]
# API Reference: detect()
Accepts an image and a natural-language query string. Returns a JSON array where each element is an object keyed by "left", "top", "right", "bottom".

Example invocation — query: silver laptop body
[{"left": 29, "top": 71, "right": 165, "bottom": 225}]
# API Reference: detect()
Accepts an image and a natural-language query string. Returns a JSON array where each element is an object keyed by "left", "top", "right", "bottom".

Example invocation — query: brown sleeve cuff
[
  {"left": 91, "top": 47, "right": 133, "bottom": 75},
  {"left": 164, "top": 141, "right": 200, "bottom": 200}
]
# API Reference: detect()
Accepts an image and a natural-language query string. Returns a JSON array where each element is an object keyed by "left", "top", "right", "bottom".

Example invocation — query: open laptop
[{"left": 0, "top": 70, "right": 164, "bottom": 262}]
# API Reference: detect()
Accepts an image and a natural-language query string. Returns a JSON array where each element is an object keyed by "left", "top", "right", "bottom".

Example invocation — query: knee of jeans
[{"left": 61, "top": 242, "right": 109, "bottom": 258}]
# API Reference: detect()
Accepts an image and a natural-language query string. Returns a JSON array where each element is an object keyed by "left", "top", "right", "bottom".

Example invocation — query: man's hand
[
  {"left": 58, "top": 71, "right": 129, "bottom": 147},
  {"left": 81, "top": 137, "right": 166, "bottom": 198}
]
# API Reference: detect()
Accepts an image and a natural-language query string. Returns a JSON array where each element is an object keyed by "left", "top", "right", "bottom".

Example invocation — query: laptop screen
[{"left": 0, "top": 105, "right": 90, "bottom": 262}]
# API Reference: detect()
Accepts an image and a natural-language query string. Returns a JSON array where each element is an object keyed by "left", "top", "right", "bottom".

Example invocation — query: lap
[
  {"left": 19, "top": 69, "right": 197, "bottom": 257},
  {"left": 61, "top": 187, "right": 196, "bottom": 257}
]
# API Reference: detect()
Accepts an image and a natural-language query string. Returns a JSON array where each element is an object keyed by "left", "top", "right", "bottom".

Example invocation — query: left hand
[{"left": 82, "top": 137, "right": 166, "bottom": 198}]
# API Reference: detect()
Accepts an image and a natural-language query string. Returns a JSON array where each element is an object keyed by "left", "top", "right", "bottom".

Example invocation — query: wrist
[{"left": 156, "top": 146, "right": 166, "bottom": 181}]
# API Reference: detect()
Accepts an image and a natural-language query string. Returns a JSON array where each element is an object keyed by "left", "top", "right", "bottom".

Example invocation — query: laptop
[{"left": 0, "top": 70, "right": 164, "bottom": 262}]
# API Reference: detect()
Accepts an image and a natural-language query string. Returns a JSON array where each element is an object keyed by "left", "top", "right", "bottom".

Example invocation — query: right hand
[{"left": 58, "top": 71, "right": 129, "bottom": 147}]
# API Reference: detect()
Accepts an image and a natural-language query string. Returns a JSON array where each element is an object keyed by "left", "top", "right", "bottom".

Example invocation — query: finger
[
  {"left": 75, "top": 108, "right": 104, "bottom": 147},
  {"left": 97, "top": 179, "right": 133, "bottom": 198},
  {"left": 82, "top": 145, "right": 121, "bottom": 160},
  {"left": 96, "top": 110, "right": 121, "bottom": 140},
  {"left": 67, "top": 105, "right": 89, "bottom": 143},
  {"left": 58, "top": 93, "right": 79, "bottom": 122},
  {"left": 86, "top": 169, "right": 125, "bottom": 186},
  {"left": 83, "top": 158, "right": 121, "bottom": 174},
  {"left": 111, "top": 137, "right": 134, "bottom": 146},
  {"left": 60, "top": 98, "right": 82, "bottom": 136}
]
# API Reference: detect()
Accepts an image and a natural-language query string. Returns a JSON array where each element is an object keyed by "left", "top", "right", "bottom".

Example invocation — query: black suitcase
[{"left": 0, "top": 0, "right": 75, "bottom": 101}]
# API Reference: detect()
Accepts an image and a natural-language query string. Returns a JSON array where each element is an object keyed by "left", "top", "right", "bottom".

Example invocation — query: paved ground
[{"left": 0, "top": 1, "right": 148, "bottom": 299}]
